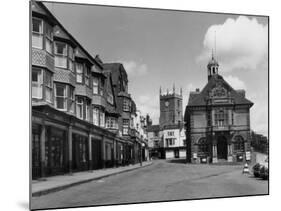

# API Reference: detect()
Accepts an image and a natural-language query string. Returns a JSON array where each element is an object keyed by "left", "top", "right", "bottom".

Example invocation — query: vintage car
[
  {"left": 260, "top": 159, "right": 269, "bottom": 180},
  {"left": 252, "top": 157, "right": 268, "bottom": 178}
]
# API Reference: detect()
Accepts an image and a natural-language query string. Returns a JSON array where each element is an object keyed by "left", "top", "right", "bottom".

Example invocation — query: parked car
[
  {"left": 260, "top": 158, "right": 269, "bottom": 180},
  {"left": 252, "top": 157, "right": 268, "bottom": 178}
]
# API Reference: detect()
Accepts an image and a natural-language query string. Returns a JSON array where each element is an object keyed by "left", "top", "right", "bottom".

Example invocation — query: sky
[{"left": 44, "top": 2, "right": 268, "bottom": 136}]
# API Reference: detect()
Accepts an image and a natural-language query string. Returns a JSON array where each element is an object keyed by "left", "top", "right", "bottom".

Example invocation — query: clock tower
[{"left": 159, "top": 84, "right": 183, "bottom": 128}]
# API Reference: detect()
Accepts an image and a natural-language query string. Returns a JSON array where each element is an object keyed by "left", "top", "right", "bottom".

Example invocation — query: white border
[{"left": 0, "top": 0, "right": 278, "bottom": 211}]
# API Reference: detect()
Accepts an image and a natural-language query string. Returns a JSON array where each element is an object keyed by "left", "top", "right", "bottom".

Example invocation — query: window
[
  {"left": 45, "top": 71, "right": 53, "bottom": 103},
  {"left": 100, "top": 79, "right": 104, "bottom": 96},
  {"left": 55, "top": 84, "right": 67, "bottom": 110},
  {"left": 32, "top": 18, "right": 43, "bottom": 49},
  {"left": 215, "top": 109, "right": 228, "bottom": 127},
  {"left": 106, "top": 117, "right": 118, "bottom": 129},
  {"left": 68, "top": 46, "right": 74, "bottom": 73},
  {"left": 92, "top": 77, "right": 98, "bottom": 94},
  {"left": 45, "top": 23, "right": 53, "bottom": 54},
  {"left": 32, "top": 68, "right": 43, "bottom": 99},
  {"left": 122, "top": 119, "right": 129, "bottom": 135},
  {"left": 198, "top": 138, "right": 208, "bottom": 154},
  {"left": 107, "top": 92, "right": 114, "bottom": 104},
  {"left": 76, "top": 97, "right": 84, "bottom": 119},
  {"left": 85, "top": 100, "right": 91, "bottom": 121},
  {"left": 99, "top": 111, "right": 105, "bottom": 127},
  {"left": 167, "top": 131, "right": 174, "bottom": 136},
  {"left": 93, "top": 108, "right": 99, "bottom": 126},
  {"left": 234, "top": 136, "right": 244, "bottom": 152},
  {"left": 166, "top": 138, "right": 175, "bottom": 146},
  {"left": 54, "top": 42, "right": 67, "bottom": 68},
  {"left": 123, "top": 99, "right": 130, "bottom": 112},
  {"left": 85, "top": 66, "right": 90, "bottom": 86},
  {"left": 69, "top": 87, "right": 75, "bottom": 113},
  {"left": 76, "top": 63, "right": 83, "bottom": 83},
  {"left": 154, "top": 131, "right": 159, "bottom": 137}
]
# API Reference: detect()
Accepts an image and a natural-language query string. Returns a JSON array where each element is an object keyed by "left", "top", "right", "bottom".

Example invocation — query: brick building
[
  {"left": 184, "top": 55, "right": 253, "bottom": 164},
  {"left": 31, "top": 1, "right": 147, "bottom": 179}
]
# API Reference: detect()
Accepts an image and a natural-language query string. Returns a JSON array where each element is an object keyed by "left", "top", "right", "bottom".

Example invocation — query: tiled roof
[
  {"left": 187, "top": 75, "right": 253, "bottom": 107},
  {"left": 147, "top": 125, "right": 160, "bottom": 132}
]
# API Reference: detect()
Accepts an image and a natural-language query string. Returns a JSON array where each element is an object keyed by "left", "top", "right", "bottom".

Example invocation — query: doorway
[{"left": 217, "top": 136, "right": 227, "bottom": 159}]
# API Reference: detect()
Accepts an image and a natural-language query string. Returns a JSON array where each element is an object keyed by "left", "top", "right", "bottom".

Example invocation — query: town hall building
[{"left": 184, "top": 54, "right": 254, "bottom": 164}]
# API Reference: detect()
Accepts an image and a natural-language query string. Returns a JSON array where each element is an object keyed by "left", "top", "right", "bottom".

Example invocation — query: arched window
[
  {"left": 198, "top": 138, "right": 208, "bottom": 154},
  {"left": 233, "top": 136, "right": 244, "bottom": 152}
]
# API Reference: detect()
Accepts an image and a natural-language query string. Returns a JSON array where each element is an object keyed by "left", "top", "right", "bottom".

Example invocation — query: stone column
[
  {"left": 227, "top": 143, "right": 233, "bottom": 162},
  {"left": 88, "top": 134, "right": 93, "bottom": 171},
  {"left": 68, "top": 125, "right": 73, "bottom": 175},
  {"left": 39, "top": 121, "right": 46, "bottom": 180}
]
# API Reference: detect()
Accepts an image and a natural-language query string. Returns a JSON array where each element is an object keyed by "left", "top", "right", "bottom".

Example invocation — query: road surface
[{"left": 31, "top": 159, "right": 268, "bottom": 210}]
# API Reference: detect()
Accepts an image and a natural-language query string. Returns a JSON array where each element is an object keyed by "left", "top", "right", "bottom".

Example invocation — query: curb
[{"left": 32, "top": 162, "right": 153, "bottom": 197}]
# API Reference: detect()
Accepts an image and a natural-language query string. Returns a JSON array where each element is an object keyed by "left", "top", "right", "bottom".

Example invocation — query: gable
[{"left": 187, "top": 75, "right": 253, "bottom": 107}]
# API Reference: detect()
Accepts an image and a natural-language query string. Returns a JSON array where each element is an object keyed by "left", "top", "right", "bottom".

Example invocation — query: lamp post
[{"left": 140, "top": 142, "right": 145, "bottom": 166}]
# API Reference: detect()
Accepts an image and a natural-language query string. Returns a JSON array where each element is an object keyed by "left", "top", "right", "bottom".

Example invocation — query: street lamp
[{"left": 140, "top": 142, "right": 145, "bottom": 166}]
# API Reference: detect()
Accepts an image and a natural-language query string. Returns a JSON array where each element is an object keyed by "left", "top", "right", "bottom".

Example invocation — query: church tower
[
  {"left": 207, "top": 52, "right": 219, "bottom": 81},
  {"left": 159, "top": 84, "right": 183, "bottom": 128}
]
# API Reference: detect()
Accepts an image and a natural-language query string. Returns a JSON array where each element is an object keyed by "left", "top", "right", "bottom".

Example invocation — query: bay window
[
  {"left": 85, "top": 100, "right": 91, "bottom": 121},
  {"left": 69, "top": 87, "right": 75, "bottom": 113},
  {"left": 76, "top": 63, "right": 83, "bottom": 83},
  {"left": 122, "top": 119, "right": 129, "bottom": 135},
  {"left": 45, "top": 23, "right": 53, "bottom": 54},
  {"left": 68, "top": 46, "right": 74, "bottom": 73},
  {"left": 123, "top": 99, "right": 130, "bottom": 112},
  {"left": 55, "top": 84, "right": 67, "bottom": 110},
  {"left": 99, "top": 111, "right": 105, "bottom": 127},
  {"left": 76, "top": 97, "right": 84, "bottom": 119},
  {"left": 85, "top": 66, "right": 90, "bottom": 86},
  {"left": 32, "top": 18, "right": 43, "bottom": 49},
  {"left": 107, "top": 92, "right": 114, "bottom": 104},
  {"left": 92, "top": 77, "right": 99, "bottom": 94},
  {"left": 32, "top": 68, "right": 43, "bottom": 99},
  {"left": 93, "top": 108, "right": 99, "bottom": 126},
  {"left": 45, "top": 71, "right": 53, "bottom": 103},
  {"left": 54, "top": 42, "right": 67, "bottom": 68},
  {"left": 106, "top": 117, "right": 118, "bottom": 129}
]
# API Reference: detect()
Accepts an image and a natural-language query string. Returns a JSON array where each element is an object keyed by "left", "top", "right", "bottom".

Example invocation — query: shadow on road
[{"left": 167, "top": 159, "right": 187, "bottom": 164}]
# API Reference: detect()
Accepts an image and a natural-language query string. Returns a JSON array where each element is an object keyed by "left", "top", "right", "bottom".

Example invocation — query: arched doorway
[{"left": 217, "top": 136, "right": 227, "bottom": 159}]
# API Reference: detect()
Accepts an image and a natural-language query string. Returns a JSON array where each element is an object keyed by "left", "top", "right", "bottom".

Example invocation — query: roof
[
  {"left": 103, "top": 63, "right": 128, "bottom": 85},
  {"left": 147, "top": 125, "right": 160, "bottom": 132},
  {"left": 187, "top": 74, "right": 253, "bottom": 107}
]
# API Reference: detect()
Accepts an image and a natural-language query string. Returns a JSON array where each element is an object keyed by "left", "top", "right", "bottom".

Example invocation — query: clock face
[{"left": 165, "top": 101, "right": 169, "bottom": 107}]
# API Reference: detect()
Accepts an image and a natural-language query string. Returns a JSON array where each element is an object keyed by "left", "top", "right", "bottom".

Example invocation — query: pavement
[
  {"left": 32, "top": 161, "right": 152, "bottom": 197},
  {"left": 31, "top": 159, "right": 268, "bottom": 210}
]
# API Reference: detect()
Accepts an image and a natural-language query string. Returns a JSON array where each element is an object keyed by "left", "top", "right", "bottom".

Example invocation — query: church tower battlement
[{"left": 159, "top": 84, "right": 183, "bottom": 128}]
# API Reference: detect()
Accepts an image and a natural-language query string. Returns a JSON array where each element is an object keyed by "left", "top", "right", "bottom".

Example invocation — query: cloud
[
  {"left": 224, "top": 75, "right": 246, "bottom": 90},
  {"left": 135, "top": 94, "right": 159, "bottom": 125},
  {"left": 198, "top": 16, "right": 268, "bottom": 72},
  {"left": 121, "top": 61, "right": 148, "bottom": 78}
]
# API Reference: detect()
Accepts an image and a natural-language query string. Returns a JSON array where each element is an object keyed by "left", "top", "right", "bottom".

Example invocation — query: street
[{"left": 31, "top": 160, "right": 268, "bottom": 210}]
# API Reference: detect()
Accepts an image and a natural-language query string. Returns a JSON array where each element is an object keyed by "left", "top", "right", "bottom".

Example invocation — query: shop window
[
  {"left": 32, "top": 18, "right": 43, "bottom": 49},
  {"left": 32, "top": 68, "right": 43, "bottom": 99},
  {"left": 55, "top": 84, "right": 67, "bottom": 110},
  {"left": 167, "top": 131, "right": 174, "bottom": 136},
  {"left": 122, "top": 119, "right": 129, "bottom": 135},
  {"left": 54, "top": 42, "right": 67, "bottom": 68}
]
